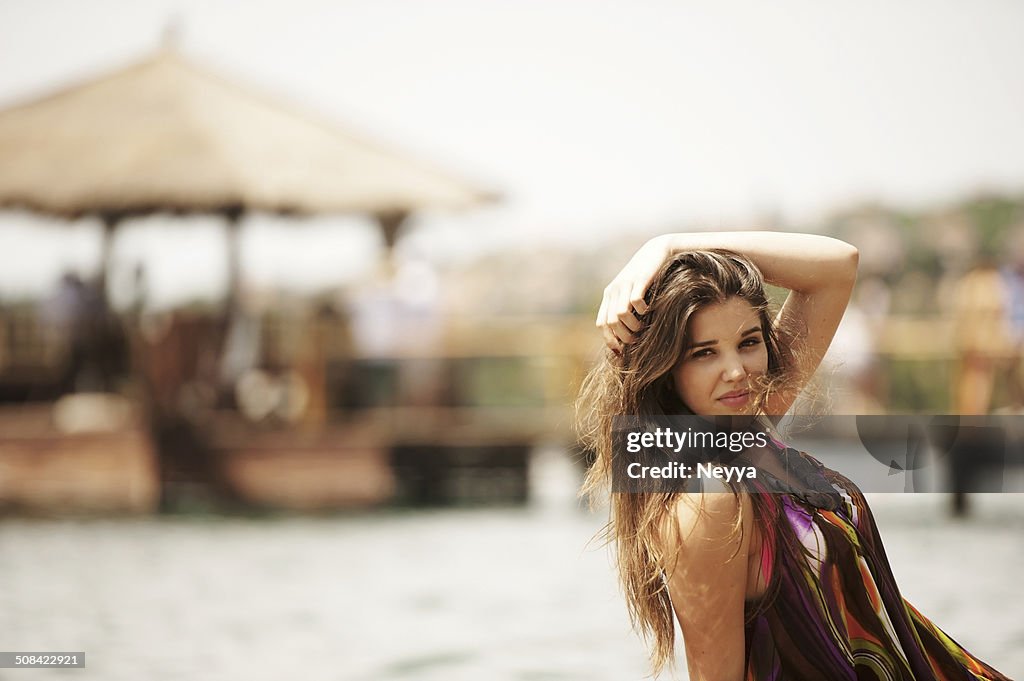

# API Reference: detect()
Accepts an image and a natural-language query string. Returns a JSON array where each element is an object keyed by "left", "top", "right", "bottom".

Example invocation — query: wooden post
[
  {"left": 98, "top": 212, "right": 121, "bottom": 313},
  {"left": 376, "top": 210, "right": 410, "bottom": 251},
  {"left": 222, "top": 204, "right": 245, "bottom": 315}
]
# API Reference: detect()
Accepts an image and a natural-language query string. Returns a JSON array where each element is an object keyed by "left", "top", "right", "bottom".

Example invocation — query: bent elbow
[{"left": 842, "top": 243, "right": 860, "bottom": 281}]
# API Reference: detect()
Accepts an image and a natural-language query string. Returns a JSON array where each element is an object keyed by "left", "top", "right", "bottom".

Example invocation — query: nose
[{"left": 722, "top": 356, "right": 746, "bottom": 382}]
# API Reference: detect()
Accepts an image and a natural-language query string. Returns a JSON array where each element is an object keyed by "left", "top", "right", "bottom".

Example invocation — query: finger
[
  {"left": 598, "top": 283, "right": 623, "bottom": 325},
  {"left": 628, "top": 282, "right": 650, "bottom": 316},
  {"left": 595, "top": 294, "right": 610, "bottom": 330},
  {"left": 613, "top": 285, "right": 642, "bottom": 335},
  {"left": 617, "top": 308, "right": 642, "bottom": 333},
  {"left": 601, "top": 324, "right": 624, "bottom": 354},
  {"left": 614, "top": 283, "right": 632, "bottom": 319},
  {"left": 596, "top": 294, "right": 621, "bottom": 344},
  {"left": 609, "top": 318, "right": 635, "bottom": 345}
]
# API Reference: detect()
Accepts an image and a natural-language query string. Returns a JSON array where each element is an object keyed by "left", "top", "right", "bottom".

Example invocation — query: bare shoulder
[
  {"left": 665, "top": 481, "right": 752, "bottom": 537},
  {"left": 659, "top": 482, "right": 754, "bottom": 679},
  {"left": 659, "top": 482, "right": 754, "bottom": 574}
]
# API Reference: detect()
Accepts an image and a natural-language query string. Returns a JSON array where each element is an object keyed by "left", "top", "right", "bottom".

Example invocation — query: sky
[{"left": 1, "top": 0, "right": 1023, "bottom": 307}]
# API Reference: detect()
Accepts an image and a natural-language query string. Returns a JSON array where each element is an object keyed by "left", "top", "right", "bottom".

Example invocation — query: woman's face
[{"left": 671, "top": 297, "right": 769, "bottom": 416}]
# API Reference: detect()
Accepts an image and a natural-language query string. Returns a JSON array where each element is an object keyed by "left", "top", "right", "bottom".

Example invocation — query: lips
[{"left": 718, "top": 389, "right": 750, "bottom": 400}]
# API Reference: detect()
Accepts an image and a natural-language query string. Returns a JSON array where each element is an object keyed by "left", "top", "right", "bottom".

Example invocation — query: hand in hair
[{"left": 596, "top": 235, "right": 674, "bottom": 353}]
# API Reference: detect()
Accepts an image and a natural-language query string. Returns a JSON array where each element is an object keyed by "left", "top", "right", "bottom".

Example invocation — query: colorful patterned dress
[{"left": 741, "top": 425, "right": 1014, "bottom": 680}]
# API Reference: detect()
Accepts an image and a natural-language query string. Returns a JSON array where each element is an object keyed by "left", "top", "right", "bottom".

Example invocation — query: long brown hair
[{"left": 576, "top": 249, "right": 800, "bottom": 676}]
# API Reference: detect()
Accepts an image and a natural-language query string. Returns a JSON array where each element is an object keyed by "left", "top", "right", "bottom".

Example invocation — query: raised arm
[{"left": 597, "top": 231, "right": 859, "bottom": 413}]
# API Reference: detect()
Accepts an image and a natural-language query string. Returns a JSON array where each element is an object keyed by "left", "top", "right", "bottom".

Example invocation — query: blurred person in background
[
  {"left": 42, "top": 271, "right": 100, "bottom": 393},
  {"left": 578, "top": 232, "right": 1011, "bottom": 680},
  {"left": 998, "top": 226, "right": 1024, "bottom": 411},
  {"left": 953, "top": 258, "right": 1017, "bottom": 416}
]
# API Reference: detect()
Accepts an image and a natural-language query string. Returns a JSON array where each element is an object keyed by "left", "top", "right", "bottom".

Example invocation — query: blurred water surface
[{"left": 1, "top": 493, "right": 1023, "bottom": 680}]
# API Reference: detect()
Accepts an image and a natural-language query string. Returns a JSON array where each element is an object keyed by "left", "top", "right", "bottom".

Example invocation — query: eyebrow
[{"left": 688, "top": 326, "right": 762, "bottom": 350}]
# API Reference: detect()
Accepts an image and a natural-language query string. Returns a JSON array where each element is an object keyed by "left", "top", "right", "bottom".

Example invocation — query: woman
[{"left": 577, "top": 232, "right": 1012, "bottom": 680}]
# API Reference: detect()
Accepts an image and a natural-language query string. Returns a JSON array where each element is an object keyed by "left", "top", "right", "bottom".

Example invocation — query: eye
[
  {"left": 689, "top": 348, "right": 714, "bottom": 359},
  {"left": 740, "top": 336, "right": 763, "bottom": 349}
]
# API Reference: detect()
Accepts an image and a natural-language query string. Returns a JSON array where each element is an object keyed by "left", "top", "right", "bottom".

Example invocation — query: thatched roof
[{"left": 0, "top": 48, "right": 495, "bottom": 219}]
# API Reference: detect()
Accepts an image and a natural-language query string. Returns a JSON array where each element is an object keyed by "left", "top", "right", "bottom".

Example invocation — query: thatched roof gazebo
[{"left": 0, "top": 45, "right": 495, "bottom": 309}]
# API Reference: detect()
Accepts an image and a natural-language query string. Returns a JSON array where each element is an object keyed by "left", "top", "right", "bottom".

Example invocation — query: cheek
[
  {"left": 670, "top": 365, "right": 687, "bottom": 398},
  {"left": 745, "top": 349, "right": 767, "bottom": 372},
  {"left": 752, "top": 346, "right": 770, "bottom": 372},
  {"left": 673, "top": 362, "right": 711, "bottom": 398}
]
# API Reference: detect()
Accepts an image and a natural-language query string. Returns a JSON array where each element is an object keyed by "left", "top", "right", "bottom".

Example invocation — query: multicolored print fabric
[{"left": 741, "top": 427, "right": 1013, "bottom": 680}]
